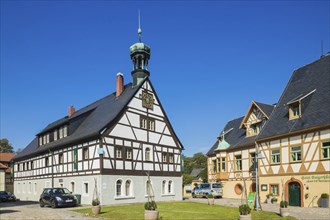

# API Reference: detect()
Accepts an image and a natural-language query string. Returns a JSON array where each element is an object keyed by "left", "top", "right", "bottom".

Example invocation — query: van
[{"left": 192, "top": 183, "right": 223, "bottom": 198}]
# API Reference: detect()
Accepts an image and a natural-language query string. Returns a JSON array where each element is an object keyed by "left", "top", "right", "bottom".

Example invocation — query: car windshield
[
  {"left": 212, "top": 183, "right": 222, "bottom": 188},
  {"left": 51, "top": 188, "right": 71, "bottom": 194},
  {"left": 201, "top": 184, "right": 210, "bottom": 188},
  {"left": 0, "top": 191, "right": 8, "bottom": 195}
]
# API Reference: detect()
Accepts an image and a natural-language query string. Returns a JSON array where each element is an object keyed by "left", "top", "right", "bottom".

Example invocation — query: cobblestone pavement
[
  {"left": 0, "top": 201, "right": 97, "bottom": 220},
  {"left": 187, "top": 197, "right": 330, "bottom": 220}
]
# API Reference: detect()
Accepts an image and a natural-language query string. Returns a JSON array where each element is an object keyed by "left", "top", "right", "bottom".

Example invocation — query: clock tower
[{"left": 129, "top": 13, "right": 151, "bottom": 87}]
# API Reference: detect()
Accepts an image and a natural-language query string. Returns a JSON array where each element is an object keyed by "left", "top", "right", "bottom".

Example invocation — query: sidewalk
[{"left": 186, "top": 197, "right": 330, "bottom": 220}]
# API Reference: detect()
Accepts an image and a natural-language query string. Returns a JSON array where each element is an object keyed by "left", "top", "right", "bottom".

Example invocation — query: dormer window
[
  {"left": 39, "top": 124, "right": 68, "bottom": 146},
  {"left": 289, "top": 102, "right": 301, "bottom": 120},
  {"left": 249, "top": 122, "right": 262, "bottom": 136}
]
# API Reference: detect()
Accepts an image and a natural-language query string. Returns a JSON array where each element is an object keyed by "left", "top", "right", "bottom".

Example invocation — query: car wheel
[
  {"left": 39, "top": 199, "right": 45, "bottom": 207},
  {"left": 51, "top": 200, "right": 57, "bottom": 208},
  {"left": 192, "top": 193, "right": 196, "bottom": 198}
]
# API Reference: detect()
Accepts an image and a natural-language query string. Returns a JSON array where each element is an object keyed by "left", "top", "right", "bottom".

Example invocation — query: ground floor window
[
  {"left": 234, "top": 183, "right": 243, "bottom": 195},
  {"left": 168, "top": 180, "right": 173, "bottom": 194},
  {"left": 125, "top": 180, "right": 131, "bottom": 196},
  {"left": 116, "top": 180, "right": 122, "bottom": 196},
  {"left": 270, "top": 184, "right": 279, "bottom": 196}
]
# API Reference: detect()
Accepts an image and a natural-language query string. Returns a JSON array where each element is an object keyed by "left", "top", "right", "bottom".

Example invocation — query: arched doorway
[
  {"left": 285, "top": 178, "right": 303, "bottom": 207},
  {"left": 288, "top": 182, "right": 301, "bottom": 206}
]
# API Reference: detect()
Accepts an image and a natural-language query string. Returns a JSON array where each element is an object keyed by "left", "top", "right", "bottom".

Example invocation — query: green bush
[
  {"left": 92, "top": 198, "right": 100, "bottom": 206},
  {"left": 207, "top": 194, "right": 214, "bottom": 198},
  {"left": 321, "top": 193, "right": 329, "bottom": 199},
  {"left": 280, "top": 201, "right": 288, "bottom": 208},
  {"left": 266, "top": 193, "right": 273, "bottom": 199},
  {"left": 144, "top": 201, "right": 157, "bottom": 210},
  {"left": 239, "top": 204, "right": 251, "bottom": 215}
]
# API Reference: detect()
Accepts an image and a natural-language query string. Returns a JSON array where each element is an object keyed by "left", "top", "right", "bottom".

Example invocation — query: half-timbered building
[
  {"left": 207, "top": 101, "right": 274, "bottom": 198},
  {"left": 207, "top": 54, "right": 330, "bottom": 207},
  {"left": 12, "top": 32, "right": 183, "bottom": 205}
]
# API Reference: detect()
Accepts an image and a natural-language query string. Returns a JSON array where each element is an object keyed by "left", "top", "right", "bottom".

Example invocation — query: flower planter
[
  {"left": 208, "top": 198, "right": 215, "bottom": 205},
  {"left": 320, "top": 198, "right": 329, "bottom": 207},
  {"left": 144, "top": 210, "right": 159, "bottom": 220},
  {"left": 280, "top": 207, "right": 289, "bottom": 217},
  {"left": 239, "top": 214, "right": 252, "bottom": 220},
  {"left": 92, "top": 205, "right": 101, "bottom": 215}
]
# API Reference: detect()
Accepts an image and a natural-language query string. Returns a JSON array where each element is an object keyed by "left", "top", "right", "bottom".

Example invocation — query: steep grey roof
[
  {"left": 254, "top": 101, "right": 275, "bottom": 118},
  {"left": 14, "top": 82, "right": 142, "bottom": 161},
  {"left": 257, "top": 54, "right": 330, "bottom": 140},
  {"left": 207, "top": 116, "right": 247, "bottom": 156},
  {"left": 190, "top": 168, "right": 204, "bottom": 178}
]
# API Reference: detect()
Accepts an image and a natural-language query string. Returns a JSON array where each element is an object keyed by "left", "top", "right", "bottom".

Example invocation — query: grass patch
[{"left": 72, "top": 201, "right": 297, "bottom": 220}]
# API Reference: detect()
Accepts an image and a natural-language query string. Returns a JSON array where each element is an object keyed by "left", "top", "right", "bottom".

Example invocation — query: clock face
[{"left": 142, "top": 91, "right": 154, "bottom": 109}]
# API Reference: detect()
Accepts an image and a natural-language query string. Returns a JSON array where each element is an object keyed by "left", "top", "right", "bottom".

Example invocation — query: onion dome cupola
[
  {"left": 215, "top": 131, "right": 230, "bottom": 151},
  {"left": 129, "top": 12, "right": 150, "bottom": 87}
]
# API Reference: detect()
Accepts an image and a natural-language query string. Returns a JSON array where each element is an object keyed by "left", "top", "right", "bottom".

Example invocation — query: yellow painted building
[{"left": 207, "top": 54, "right": 330, "bottom": 207}]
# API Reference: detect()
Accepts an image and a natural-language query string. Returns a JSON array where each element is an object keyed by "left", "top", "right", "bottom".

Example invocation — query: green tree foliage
[
  {"left": 183, "top": 152, "right": 208, "bottom": 184},
  {"left": 0, "top": 138, "right": 14, "bottom": 153}
]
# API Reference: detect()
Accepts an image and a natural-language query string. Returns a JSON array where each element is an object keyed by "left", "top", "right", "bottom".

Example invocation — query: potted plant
[
  {"left": 280, "top": 200, "right": 289, "bottom": 217},
  {"left": 239, "top": 204, "right": 251, "bottom": 220},
  {"left": 320, "top": 193, "right": 329, "bottom": 208},
  {"left": 207, "top": 194, "right": 214, "bottom": 205},
  {"left": 271, "top": 197, "right": 278, "bottom": 204},
  {"left": 144, "top": 173, "right": 159, "bottom": 220},
  {"left": 91, "top": 178, "right": 101, "bottom": 215},
  {"left": 266, "top": 193, "right": 273, "bottom": 204},
  {"left": 92, "top": 198, "right": 101, "bottom": 215}
]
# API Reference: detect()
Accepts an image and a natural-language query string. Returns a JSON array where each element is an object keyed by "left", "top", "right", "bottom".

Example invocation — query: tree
[
  {"left": 182, "top": 152, "right": 208, "bottom": 183},
  {"left": 0, "top": 138, "right": 14, "bottom": 153}
]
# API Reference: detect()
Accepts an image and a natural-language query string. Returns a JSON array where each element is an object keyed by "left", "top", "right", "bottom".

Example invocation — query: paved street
[
  {"left": 0, "top": 198, "right": 329, "bottom": 219},
  {"left": 188, "top": 197, "right": 330, "bottom": 220},
  {"left": 0, "top": 201, "right": 96, "bottom": 220}
]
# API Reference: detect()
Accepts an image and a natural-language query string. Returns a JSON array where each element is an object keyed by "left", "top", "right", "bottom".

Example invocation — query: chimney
[
  {"left": 68, "top": 105, "right": 75, "bottom": 117},
  {"left": 116, "top": 72, "right": 124, "bottom": 97}
]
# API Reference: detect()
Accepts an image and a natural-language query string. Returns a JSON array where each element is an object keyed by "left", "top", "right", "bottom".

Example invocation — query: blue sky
[{"left": 1, "top": 1, "right": 329, "bottom": 156}]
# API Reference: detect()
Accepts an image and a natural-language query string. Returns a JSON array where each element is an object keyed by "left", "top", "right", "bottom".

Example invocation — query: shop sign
[{"left": 302, "top": 174, "right": 330, "bottom": 183}]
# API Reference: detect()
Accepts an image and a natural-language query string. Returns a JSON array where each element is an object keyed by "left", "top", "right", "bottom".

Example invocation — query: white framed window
[
  {"left": 59, "top": 153, "right": 64, "bottom": 164},
  {"left": 70, "top": 181, "right": 75, "bottom": 193},
  {"left": 321, "top": 141, "right": 330, "bottom": 159},
  {"left": 168, "top": 180, "right": 173, "bottom": 194},
  {"left": 162, "top": 180, "right": 166, "bottom": 194},
  {"left": 116, "top": 180, "right": 122, "bottom": 196},
  {"left": 145, "top": 148, "right": 151, "bottom": 161},
  {"left": 126, "top": 149, "right": 133, "bottom": 160},
  {"left": 221, "top": 157, "right": 226, "bottom": 172},
  {"left": 125, "top": 180, "right": 131, "bottom": 196},
  {"left": 84, "top": 182, "right": 89, "bottom": 194},
  {"left": 169, "top": 154, "right": 174, "bottom": 163},
  {"left": 271, "top": 149, "right": 280, "bottom": 164},
  {"left": 250, "top": 153, "right": 256, "bottom": 170},
  {"left": 235, "top": 155, "right": 242, "bottom": 171},
  {"left": 83, "top": 147, "right": 89, "bottom": 160},
  {"left": 162, "top": 153, "right": 167, "bottom": 162},
  {"left": 116, "top": 147, "right": 122, "bottom": 159},
  {"left": 290, "top": 146, "right": 302, "bottom": 162}
]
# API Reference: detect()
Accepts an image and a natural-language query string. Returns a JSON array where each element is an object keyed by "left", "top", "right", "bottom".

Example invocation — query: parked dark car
[
  {"left": 39, "top": 187, "right": 77, "bottom": 208},
  {"left": 0, "top": 191, "right": 17, "bottom": 202}
]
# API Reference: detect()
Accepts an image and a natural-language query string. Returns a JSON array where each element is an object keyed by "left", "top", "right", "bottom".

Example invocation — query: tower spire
[
  {"left": 138, "top": 9, "right": 142, "bottom": 43},
  {"left": 129, "top": 9, "right": 151, "bottom": 87}
]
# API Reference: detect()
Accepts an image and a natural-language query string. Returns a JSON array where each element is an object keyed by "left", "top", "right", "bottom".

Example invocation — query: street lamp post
[{"left": 255, "top": 152, "right": 264, "bottom": 211}]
